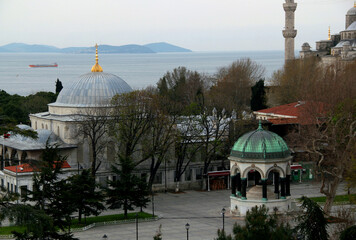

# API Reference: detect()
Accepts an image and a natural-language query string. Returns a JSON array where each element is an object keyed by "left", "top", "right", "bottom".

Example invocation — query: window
[
  {"left": 141, "top": 173, "right": 147, "bottom": 182},
  {"left": 11, "top": 184, "right": 13, "bottom": 193},
  {"left": 7, "top": 182, "right": 9, "bottom": 192},
  {"left": 20, "top": 186, "right": 28, "bottom": 197},
  {"left": 185, "top": 169, "right": 192, "bottom": 181},
  {"left": 196, "top": 168, "right": 203, "bottom": 180},
  {"left": 153, "top": 172, "right": 162, "bottom": 184},
  {"left": 1, "top": 179, "right": 3, "bottom": 187}
]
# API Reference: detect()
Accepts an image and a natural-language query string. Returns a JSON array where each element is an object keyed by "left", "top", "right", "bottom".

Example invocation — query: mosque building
[
  {"left": 0, "top": 45, "right": 228, "bottom": 195},
  {"left": 0, "top": 44, "right": 133, "bottom": 192},
  {"left": 300, "top": 4, "right": 356, "bottom": 63}
]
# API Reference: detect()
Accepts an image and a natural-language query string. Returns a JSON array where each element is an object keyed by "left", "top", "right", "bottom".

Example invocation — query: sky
[{"left": 0, "top": 0, "right": 354, "bottom": 51}]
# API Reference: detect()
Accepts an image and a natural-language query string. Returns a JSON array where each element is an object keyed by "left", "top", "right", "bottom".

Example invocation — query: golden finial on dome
[
  {"left": 328, "top": 26, "right": 331, "bottom": 40},
  {"left": 91, "top": 43, "right": 103, "bottom": 72}
]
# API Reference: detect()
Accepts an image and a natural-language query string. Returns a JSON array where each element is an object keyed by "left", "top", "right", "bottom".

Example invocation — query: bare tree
[
  {"left": 271, "top": 57, "right": 322, "bottom": 105},
  {"left": 198, "top": 108, "right": 231, "bottom": 189},
  {"left": 212, "top": 58, "right": 265, "bottom": 112},
  {"left": 75, "top": 107, "right": 111, "bottom": 177},
  {"left": 284, "top": 60, "right": 356, "bottom": 214},
  {"left": 141, "top": 95, "right": 179, "bottom": 188},
  {"left": 110, "top": 90, "right": 153, "bottom": 165},
  {"left": 174, "top": 115, "right": 203, "bottom": 192}
]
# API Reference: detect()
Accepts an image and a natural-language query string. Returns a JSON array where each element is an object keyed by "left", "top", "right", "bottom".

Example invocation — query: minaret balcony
[
  {"left": 283, "top": 30, "right": 297, "bottom": 38},
  {"left": 283, "top": 3, "right": 297, "bottom": 12}
]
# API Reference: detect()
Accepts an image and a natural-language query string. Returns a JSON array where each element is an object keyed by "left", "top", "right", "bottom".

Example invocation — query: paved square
[{"left": 73, "top": 182, "right": 348, "bottom": 240}]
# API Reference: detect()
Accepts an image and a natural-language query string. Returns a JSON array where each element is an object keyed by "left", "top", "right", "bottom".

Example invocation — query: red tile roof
[
  {"left": 255, "top": 101, "right": 327, "bottom": 125},
  {"left": 4, "top": 161, "right": 71, "bottom": 173}
]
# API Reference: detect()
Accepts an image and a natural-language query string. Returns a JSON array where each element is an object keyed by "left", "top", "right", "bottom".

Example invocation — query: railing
[{"left": 0, "top": 217, "right": 159, "bottom": 238}]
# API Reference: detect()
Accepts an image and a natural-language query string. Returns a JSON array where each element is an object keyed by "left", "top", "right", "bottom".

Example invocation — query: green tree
[
  {"left": 250, "top": 79, "right": 267, "bottom": 111},
  {"left": 23, "top": 143, "right": 76, "bottom": 236},
  {"left": 215, "top": 229, "right": 232, "bottom": 240},
  {"left": 106, "top": 156, "right": 150, "bottom": 218},
  {"left": 67, "top": 169, "right": 105, "bottom": 223},
  {"left": 340, "top": 225, "right": 356, "bottom": 240},
  {"left": 56, "top": 78, "right": 63, "bottom": 94},
  {"left": 156, "top": 67, "right": 206, "bottom": 115},
  {"left": 230, "top": 205, "right": 293, "bottom": 240},
  {"left": 296, "top": 196, "right": 328, "bottom": 240}
]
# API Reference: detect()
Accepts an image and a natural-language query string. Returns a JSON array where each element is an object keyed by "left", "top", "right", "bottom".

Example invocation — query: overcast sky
[{"left": 0, "top": 0, "right": 353, "bottom": 51}]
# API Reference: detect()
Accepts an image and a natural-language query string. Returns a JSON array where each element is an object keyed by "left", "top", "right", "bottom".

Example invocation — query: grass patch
[
  {"left": 0, "top": 212, "right": 154, "bottom": 235},
  {"left": 0, "top": 225, "right": 26, "bottom": 235},
  {"left": 71, "top": 212, "right": 153, "bottom": 228},
  {"left": 305, "top": 194, "right": 356, "bottom": 203}
]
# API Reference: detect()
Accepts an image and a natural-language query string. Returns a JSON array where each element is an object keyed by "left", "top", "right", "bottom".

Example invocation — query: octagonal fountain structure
[{"left": 229, "top": 122, "right": 293, "bottom": 216}]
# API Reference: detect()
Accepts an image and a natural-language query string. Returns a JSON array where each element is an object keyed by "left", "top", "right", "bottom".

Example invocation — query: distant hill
[
  {"left": 0, "top": 42, "right": 192, "bottom": 54},
  {"left": 0, "top": 43, "right": 61, "bottom": 53},
  {"left": 144, "top": 42, "right": 192, "bottom": 53}
]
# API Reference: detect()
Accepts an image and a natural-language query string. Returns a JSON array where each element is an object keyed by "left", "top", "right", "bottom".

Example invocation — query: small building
[
  {"left": 229, "top": 122, "right": 293, "bottom": 216},
  {"left": 1, "top": 161, "right": 74, "bottom": 196}
]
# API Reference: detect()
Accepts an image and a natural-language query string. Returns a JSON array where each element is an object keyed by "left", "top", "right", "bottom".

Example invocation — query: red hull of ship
[{"left": 29, "top": 63, "right": 58, "bottom": 68}]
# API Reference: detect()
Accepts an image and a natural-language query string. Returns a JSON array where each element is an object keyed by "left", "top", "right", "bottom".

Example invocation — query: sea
[{"left": 0, "top": 51, "right": 284, "bottom": 96}]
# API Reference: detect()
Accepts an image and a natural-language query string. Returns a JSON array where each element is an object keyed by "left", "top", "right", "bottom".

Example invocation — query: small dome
[
  {"left": 230, "top": 123, "right": 290, "bottom": 159},
  {"left": 346, "top": 21, "right": 356, "bottom": 31},
  {"left": 302, "top": 42, "right": 310, "bottom": 47},
  {"left": 16, "top": 124, "right": 33, "bottom": 131},
  {"left": 51, "top": 72, "right": 132, "bottom": 107},
  {"left": 347, "top": 6, "right": 356, "bottom": 16},
  {"left": 9, "top": 129, "right": 62, "bottom": 145}
]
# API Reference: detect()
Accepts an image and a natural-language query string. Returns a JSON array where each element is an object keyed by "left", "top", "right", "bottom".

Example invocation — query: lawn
[
  {"left": 0, "top": 212, "right": 154, "bottom": 235},
  {"left": 307, "top": 194, "right": 356, "bottom": 203}
]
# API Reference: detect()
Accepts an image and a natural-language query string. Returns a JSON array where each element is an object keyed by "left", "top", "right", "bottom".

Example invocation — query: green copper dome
[{"left": 230, "top": 123, "right": 290, "bottom": 159}]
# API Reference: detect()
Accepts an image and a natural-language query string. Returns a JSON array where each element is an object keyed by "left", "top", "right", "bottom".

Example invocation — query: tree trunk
[
  {"left": 78, "top": 208, "right": 82, "bottom": 223},
  {"left": 323, "top": 177, "right": 340, "bottom": 214},
  {"left": 91, "top": 138, "right": 97, "bottom": 177},
  {"left": 124, "top": 199, "right": 128, "bottom": 218},
  {"left": 175, "top": 181, "right": 180, "bottom": 192}
]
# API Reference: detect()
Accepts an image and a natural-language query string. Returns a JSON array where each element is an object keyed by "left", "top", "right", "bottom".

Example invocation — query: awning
[
  {"left": 291, "top": 164, "right": 303, "bottom": 170},
  {"left": 207, "top": 170, "right": 230, "bottom": 177}
]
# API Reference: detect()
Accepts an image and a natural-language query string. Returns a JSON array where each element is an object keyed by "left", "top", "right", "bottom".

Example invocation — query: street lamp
[
  {"left": 136, "top": 213, "right": 139, "bottom": 240},
  {"left": 221, "top": 208, "right": 226, "bottom": 232},
  {"left": 185, "top": 223, "right": 190, "bottom": 240}
]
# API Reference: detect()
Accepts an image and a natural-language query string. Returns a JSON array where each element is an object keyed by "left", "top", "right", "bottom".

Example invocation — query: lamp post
[
  {"left": 2, "top": 133, "right": 10, "bottom": 170},
  {"left": 136, "top": 213, "right": 139, "bottom": 240},
  {"left": 221, "top": 208, "right": 226, "bottom": 232},
  {"left": 15, "top": 165, "right": 18, "bottom": 204},
  {"left": 185, "top": 223, "right": 190, "bottom": 240}
]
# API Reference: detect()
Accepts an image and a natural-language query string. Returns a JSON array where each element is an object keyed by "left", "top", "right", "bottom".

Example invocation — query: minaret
[{"left": 283, "top": 0, "right": 297, "bottom": 61}]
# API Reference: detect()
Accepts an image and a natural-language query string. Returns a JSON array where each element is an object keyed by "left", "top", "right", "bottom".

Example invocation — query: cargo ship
[{"left": 29, "top": 63, "right": 58, "bottom": 68}]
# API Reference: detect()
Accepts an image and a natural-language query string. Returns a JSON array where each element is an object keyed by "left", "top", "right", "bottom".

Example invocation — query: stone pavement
[{"left": 73, "top": 182, "right": 349, "bottom": 240}]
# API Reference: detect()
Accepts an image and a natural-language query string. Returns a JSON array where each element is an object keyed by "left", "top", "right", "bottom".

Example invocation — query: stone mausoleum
[{"left": 229, "top": 122, "right": 293, "bottom": 216}]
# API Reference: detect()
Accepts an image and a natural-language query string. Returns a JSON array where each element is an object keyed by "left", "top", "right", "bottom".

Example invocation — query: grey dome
[
  {"left": 346, "top": 21, "right": 356, "bottom": 31},
  {"left": 347, "top": 7, "right": 356, "bottom": 16},
  {"left": 335, "top": 39, "right": 356, "bottom": 48},
  {"left": 51, "top": 72, "right": 132, "bottom": 107}
]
